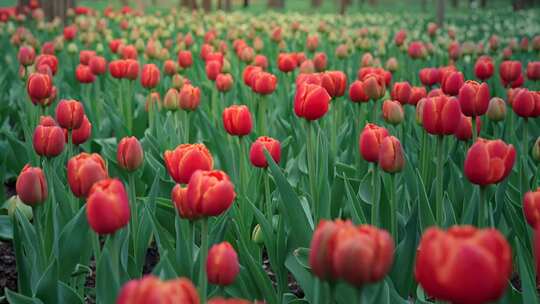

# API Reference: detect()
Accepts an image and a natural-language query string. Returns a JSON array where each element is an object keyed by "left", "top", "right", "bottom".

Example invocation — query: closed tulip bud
[
  {"left": 222, "top": 105, "right": 252, "bottom": 136},
  {"left": 72, "top": 115, "right": 92, "bottom": 145},
  {"left": 206, "top": 242, "right": 240, "bottom": 286},
  {"left": 458, "top": 81, "right": 490, "bottom": 117},
  {"left": 527, "top": 62, "right": 540, "bottom": 81},
  {"left": 419, "top": 68, "right": 441, "bottom": 87},
  {"left": 499, "top": 60, "right": 522, "bottom": 87},
  {"left": 253, "top": 55, "right": 268, "bottom": 69},
  {"left": 63, "top": 25, "right": 77, "bottom": 40},
  {"left": 86, "top": 178, "right": 130, "bottom": 235},
  {"left": 216, "top": 73, "right": 233, "bottom": 92},
  {"left": 141, "top": 63, "right": 160, "bottom": 89},
  {"left": 178, "top": 50, "right": 193, "bottom": 69},
  {"left": 67, "top": 153, "right": 108, "bottom": 198},
  {"left": 18, "top": 46, "right": 35, "bottom": 66},
  {"left": 79, "top": 50, "right": 96, "bottom": 65},
  {"left": 391, "top": 82, "right": 411, "bottom": 105},
  {"left": 321, "top": 71, "right": 347, "bottom": 98},
  {"left": 313, "top": 52, "right": 328, "bottom": 72},
  {"left": 454, "top": 115, "right": 481, "bottom": 141},
  {"left": 378, "top": 136, "right": 405, "bottom": 173},
  {"left": 407, "top": 41, "right": 426, "bottom": 59},
  {"left": 243, "top": 65, "right": 262, "bottom": 87},
  {"left": 349, "top": 80, "right": 369, "bottom": 103},
  {"left": 533, "top": 137, "right": 540, "bottom": 163},
  {"left": 89, "top": 56, "right": 106, "bottom": 75},
  {"left": 36, "top": 54, "right": 58, "bottom": 76},
  {"left": 205, "top": 60, "right": 222, "bottom": 81},
  {"left": 362, "top": 74, "right": 385, "bottom": 100},
  {"left": 409, "top": 87, "right": 427, "bottom": 106},
  {"left": 163, "top": 60, "right": 177, "bottom": 76},
  {"left": 251, "top": 72, "right": 277, "bottom": 95},
  {"left": 27, "top": 72, "right": 53, "bottom": 104},
  {"left": 16, "top": 165, "right": 47, "bottom": 206},
  {"left": 415, "top": 226, "right": 512, "bottom": 304},
  {"left": 163, "top": 88, "right": 180, "bottom": 111},
  {"left": 474, "top": 56, "right": 494, "bottom": 80},
  {"left": 172, "top": 74, "right": 186, "bottom": 90},
  {"left": 524, "top": 188, "right": 540, "bottom": 228},
  {"left": 55, "top": 99, "right": 84, "bottom": 130},
  {"left": 385, "top": 57, "right": 398, "bottom": 72},
  {"left": 334, "top": 225, "right": 394, "bottom": 287},
  {"left": 252, "top": 224, "right": 264, "bottom": 244},
  {"left": 121, "top": 45, "right": 138, "bottom": 60},
  {"left": 441, "top": 71, "right": 464, "bottom": 96},
  {"left": 359, "top": 123, "right": 389, "bottom": 163},
  {"left": 394, "top": 29, "right": 407, "bottom": 46},
  {"left": 299, "top": 60, "right": 316, "bottom": 74},
  {"left": 277, "top": 53, "right": 297, "bottom": 73},
  {"left": 422, "top": 95, "right": 462, "bottom": 135},
  {"left": 186, "top": 170, "right": 235, "bottom": 217},
  {"left": 179, "top": 84, "right": 201, "bottom": 111},
  {"left": 33, "top": 124, "right": 65, "bottom": 157},
  {"left": 75, "top": 64, "right": 96, "bottom": 84},
  {"left": 164, "top": 144, "right": 214, "bottom": 184},
  {"left": 117, "top": 276, "right": 199, "bottom": 304},
  {"left": 512, "top": 88, "right": 536, "bottom": 117},
  {"left": 382, "top": 100, "right": 404, "bottom": 125},
  {"left": 249, "top": 136, "right": 281, "bottom": 168},
  {"left": 125, "top": 59, "right": 139, "bottom": 80},
  {"left": 309, "top": 220, "right": 352, "bottom": 281},
  {"left": 294, "top": 83, "right": 331, "bottom": 120},
  {"left": 109, "top": 59, "right": 127, "bottom": 79},
  {"left": 464, "top": 138, "right": 516, "bottom": 186},
  {"left": 117, "top": 136, "right": 144, "bottom": 171}
]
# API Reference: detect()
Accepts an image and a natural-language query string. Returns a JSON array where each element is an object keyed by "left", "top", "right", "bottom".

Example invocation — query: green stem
[
  {"left": 307, "top": 122, "right": 318, "bottom": 221},
  {"left": 185, "top": 111, "right": 191, "bottom": 143},
  {"left": 370, "top": 164, "right": 379, "bottom": 226},
  {"left": 198, "top": 219, "right": 209, "bottom": 304},
  {"left": 478, "top": 186, "right": 486, "bottom": 227},
  {"left": 258, "top": 96, "right": 267, "bottom": 135},
  {"left": 313, "top": 279, "right": 322, "bottom": 304},
  {"left": 471, "top": 115, "right": 477, "bottom": 142},
  {"left": 92, "top": 233, "right": 101, "bottom": 264},
  {"left": 175, "top": 110, "right": 182, "bottom": 143},
  {"left": 264, "top": 171, "right": 272, "bottom": 219},
  {"left": 126, "top": 82, "right": 133, "bottom": 135},
  {"left": 128, "top": 173, "right": 138, "bottom": 264},
  {"left": 420, "top": 131, "right": 428, "bottom": 183},
  {"left": 45, "top": 159, "right": 59, "bottom": 258},
  {"left": 436, "top": 135, "right": 444, "bottom": 225},
  {"left": 33, "top": 204, "right": 46, "bottom": 263},
  {"left": 522, "top": 119, "right": 529, "bottom": 193},
  {"left": 389, "top": 173, "right": 397, "bottom": 240}
]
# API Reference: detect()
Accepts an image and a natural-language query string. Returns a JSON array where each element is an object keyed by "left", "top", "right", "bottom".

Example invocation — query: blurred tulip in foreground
[
  {"left": 117, "top": 275, "right": 199, "bottom": 304},
  {"left": 524, "top": 188, "right": 540, "bottom": 228}
]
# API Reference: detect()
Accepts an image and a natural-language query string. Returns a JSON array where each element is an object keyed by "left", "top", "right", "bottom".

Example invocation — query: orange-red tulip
[
  {"left": 179, "top": 84, "right": 201, "bottom": 111},
  {"left": 125, "top": 59, "right": 139, "bottom": 80},
  {"left": 164, "top": 144, "right": 214, "bottom": 184},
  {"left": 222, "top": 105, "right": 252, "bottom": 136},
  {"left": 524, "top": 188, "right": 540, "bottom": 228},
  {"left": 251, "top": 71, "right": 277, "bottom": 95},
  {"left": 382, "top": 100, "right": 404, "bottom": 125},
  {"left": 67, "top": 153, "right": 108, "bottom": 197},
  {"left": 117, "top": 276, "right": 199, "bottom": 304},
  {"left": 378, "top": 136, "right": 405, "bottom": 173},
  {"left": 216, "top": 73, "right": 233, "bottom": 92},
  {"left": 359, "top": 123, "right": 389, "bottom": 163},
  {"left": 277, "top": 53, "right": 297, "bottom": 73},
  {"left": 141, "top": 63, "right": 160, "bottom": 89},
  {"left": 409, "top": 86, "right": 427, "bottom": 106},
  {"left": 178, "top": 50, "right": 193, "bottom": 68},
  {"left": 16, "top": 165, "right": 47, "bottom": 206},
  {"left": 89, "top": 56, "right": 107, "bottom": 75},
  {"left": 206, "top": 242, "right": 239, "bottom": 286},
  {"left": 186, "top": 170, "right": 236, "bottom": 218},
  {"left": 349, "top": 80, "right": 369, "bottom": 103},
  {"left": 294, "top": 83, "right": 331, "bottom": 120},
  {"left": 464, "top": 138, "right": 516, "bottom": 186},
  {"left": 391, "top": 82, "right": 411, "bottom": 105},
  {"left": 86, "top": 178, "right": 130, "bottom": 235},
  {"left": 422, "top": 95, "right": 461, "bottom": 135},
  {"left": 76, "top": 64, "right": 96, "bottom": 84},
  {"left": 249, "top": 136, "right": 281, "bottom": 168},
  {"left": 18, "top": 46, "right": 35, "bottom": 66}
]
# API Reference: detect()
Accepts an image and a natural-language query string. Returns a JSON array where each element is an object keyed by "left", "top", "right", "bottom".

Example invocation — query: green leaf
[
  {"left": 415, "top": 168, "right": 436, "bottom": 230},
  {"left": 58, "top": 282, "right": 84, "bottom": 304},
  {"left": 0, "top": 215, "right": 13, "bottom": 240},
  {"left": 4, "top": 289, "right": 43, "bottom": 304},
  {"left": 96, "top": 247, "right": 118, "bottom": 304},
  {"left": 57, "top": 207, "right": 91, "bottom": 280},
  {"left": 34, "top": 260, "right": 58, "bottom": 304},
  {"left": 152, "top": 251, "right": 178, "bottom": 280},
  {"left": 515, "top": 238, "right": 538, "bottom": 304}
]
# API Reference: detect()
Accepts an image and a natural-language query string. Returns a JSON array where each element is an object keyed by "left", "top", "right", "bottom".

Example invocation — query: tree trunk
[
  {"left": 202, "top": 0, "right": 211, "bottom": 11},
  {"left": 43, "top": 0, "right": 74, "bottom": 23},
  {"left": 311, "top": 0, "right": 322, "bottom": 8},
  {"left": 218, "top": 0, "right": 223, "bottom": 9},
  {"left": 244, "top": 0, "right": 249, "bottom": 7},
  {"left": 480, "top": 0, "right": 486, "bottom": 7},
  {"left": 421, "top": 0, "right": 427, "bottom": 11},
  {"left": 450, "top": 0, "right": 458, "bottom": 7},
  {"left": 436, "top": 0, "right": 445, "bottom": 27},
  {"left": 224, "top": 0, "right": 232, "bottom": 10},
  {"left": 339, "top": 0, "right": 350, "bottom": 14}
]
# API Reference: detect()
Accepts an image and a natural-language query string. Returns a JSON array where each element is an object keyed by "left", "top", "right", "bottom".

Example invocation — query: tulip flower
[
  {"left": 499, "top": 60, "right": 522, "bottom": 87},
  {"left": 511, "top": 88, "right": 537, "bottom": 118},
  {"left": 125, "top": 59, "right": 139, "bottom": 80},
  {"left": 164, "top": 144, "right": 214, "bottom": 184},
  {"left": 79, "top": 50, "right": 96, "bottom": 65},
  {"left": 17, "top": 46, "right": 35, "bottom": 66},
  {"left": 277, "top": 53, "right": 297, "bottom": 73},
  {"left": 121, "top": 45, "right": 138, "bottom": 60},
  {"left": 309, "top": 220, "right": 351, "bottom": 281},
  {"left": 458, "top": 81, "right": 490, "bottom": 117},
  {"left": 407, "top": 41, "right": 426, "bottom": 59},
  {"left": 419, "top": 68, "right": 441, "bottom": 87},
  {"left": 415, "top": 226, "right": 511, "bottom": 304},
  {"left": 206, "top": 60, "right": 222, "bottom": 81},
  {"left": 72, "top": 115, "right": 92, "bottom": 145},
  {"left": 320, "top": 71, "right": 347, "bottom": 98},
  {"left": 36, "top": 54, "right": 58, "bottom": 76},
  {"left": 524, "top": 188, "right": 540, "bottom": 228},
  {"left": 222, "top": 105, "right": 252, "bottom": 137},
  {"left": 186, "top": 170, "right": 236, "bottom": 218},
  {"left": 89, "top": 56, "right": 107, "bottom": 75},
  {"left": 216, "top": 73, "right": 233, "bottom": 92},
  {"left": 249, "top": 136, "right": 281, "bottom": 168},
  {"left": 16, "top": 165, "right": 47, "bottom": 206},
  {"left": 527, "top": 61, "right": 540, "bottom": 81},
  {"left": 163, "top": 88, "right": 180, "bottom": 111},
  {"left": 27, "top": 72, "right": 53, "bottom": 105},
  {"left": 251, "top": 71, "right": 277, "bottom": 95},
  {"left": 206, "top": 242, "right": 239, "bottom": 286},
  {"left": 441, "top": 71, "right": 464, "bottom": 96},
  {"left": 75, "top": 64, "right": 95, "bottom": 84},
  {"left": 474, "top": 56, "right": 494, "bottom": 80},
  {"left": 464, "top": 138, "right": 516, "bottom": 186},
  {"left": 117, "top": 136, "right": 144, "bottom": 171},
  {"left": 179, "top": 84, "right": 201, "bottom": 111},
  {"left": 362, "top": 74, "right": 386, "bottom": 101},
  {"left": 378, "top": 136, "right": 405, "bottom": 173},
  {"left": 55, "top": 99, "right": 85, "bottom": 130},
  {"left": 349, "top": 80, "right": 369, "bottom": 103},
  {"left": 454, "top": 115, "right": 481, "bottom": 141},
  {"left": 313, "top": 52, "right": 327, "bottom": 72},
  {"left": 243, "top": 65, "right": 262, "bottom": 87},
  {"left": 390, "top": 82, "right": 411, "bottom": 105},
  {"left": 117, "top": 276, "right": 199, "bottom": 304},
  {"left": 422, "top": 95, "right": 461, "bottom": 135},
  {"left": 109, "top": 59, "right": 127, "bottom": 79},
  {"left": 359, "top": 123, "right": 389, "bottom": 163},
  {"left": 67, "top": 153, "right": 108, "bottom": 198},
  {"left": 294, "top": 83, "right": 331, "bottom": 121},
  {"left": 33, "top": 123, "right": 65, "bottom": 157},
  {"left": 409, "top": 87, "right": 426, "bottom": 106},
  {"left": 163, "top": 60, "right": 178, "bottom": 76},
  {"left": 208, "top": 298, "right": 251, "bottom": 304},
  {"left": 86, "top": 178, "right": 130, "bottom": 235},
  {"left": 382, "top": 100, "right": 404, "bottom": 125},
  {"left": 172, "top": 184, "right": 197, "bottom": 219},
  {"left": 141, "top": 63, "right": 160, "bottom": 89},
  {"left": 178, "top": 50, "right": 193, "bottom": 68},
  {"left": 486, "top": 97, "right": 506, "bottom": 122}
]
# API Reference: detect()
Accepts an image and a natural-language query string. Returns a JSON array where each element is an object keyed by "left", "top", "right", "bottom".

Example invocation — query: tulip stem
[
  {"left": 128, "top": 173, "right": 138, "bottom": 266},
  {"left": 198, "top": 218, "right": 209, "bottom": 304},
  {"left": 472, "top": 115, "right": 477, "bottom": 142},
  {"left": 389, "top": 173, "right": 397, "bottom": 240},
  {"left": 258, "top": 96, "right": 267, "bottom": 135},
  {"left": 307, "top": 122, "right": 319, "bottom": 221},
  {"left": 370, "top": 164, "right": 379, "bottom": 226},
  {"left": 264, "top": 171, "right": 272, "bottom": 218},
  {"left": 478, "top": 186, "right": 488, "bottom": 227},
  {"left": 522, "top": 118, "right": 529, "bottom": 193},
  {"left": 185, "top": 111, "right": 191, "bottom": 143},
  {"left": 436, "top": 135, "right": 444, "bottom": 225},
  {"left": 45, "top": 158, "right": 59, "bottom": 258}
]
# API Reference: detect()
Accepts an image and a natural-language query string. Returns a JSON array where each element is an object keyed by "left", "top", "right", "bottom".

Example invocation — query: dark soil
[
  {"left": 142, "top": 243, "right": 160, "bottom": 275},
  {"left": 0, "top": 241, "right": 17, "bottom": 303}
]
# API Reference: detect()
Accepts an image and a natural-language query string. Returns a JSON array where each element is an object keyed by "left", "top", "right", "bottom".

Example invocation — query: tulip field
[{"left": 1, "top": 1, "right": 540, "bottom": 303}]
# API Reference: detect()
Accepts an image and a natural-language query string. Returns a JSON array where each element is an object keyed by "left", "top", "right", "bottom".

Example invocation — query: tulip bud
[
  {"left": 125, "top": 59, "right": 139, "bottom": 80},
  {"left": 378, "top": 136, "right": 405, "bottom": 173},
  {"left": 145, "top": 92, "right": 162, "bottom": 112},
  {"left": 349, "top": 80, "right": 369, "bottom": 103},
  {"left": 117, "top": 276, "right": 199, "bottom": 304},
  {"left": 527, "top": 62, "right": 540, "bottom": 81},
  {"left": 249, "top": 136, "right": 281, "bottom": 168},
  {"left": 216, "top": 73, "right": 233, "bottom": 92},
  {"left": 390, "top": 82, "right": 411, "bottom": 105},
  {"left": 486, "top": 97, "right": 506, "bottom": 122},
  {"left": 89, "top": 56, "right": 107, "bottom": 75},
  {"left": 499, "top": 60, "right": 522, "bottom": 87},
  {"left": 33, "top": 124, "right": 65, "bottom": 157},
  {"left": 309, "top": 220, "right": 350, "bottom": 281},
  {"left": 277, "top": 53, "right": 297, "bottom": 73},
  {"left": 313, "top": 52, "right": 327, "bottom": 72},
  {"left": 178, "top": 50, "right": 193, "bottom": 68},
  {"left": 321, "top": 71, "right": 347, "bottom": 98},
  {"left": 252, "top": 224, "right": 264, "bottom": 244},
  {"left": 409, "top": 87, "right": 427, "bottom": 106},
  {"left": 55, "top": 99, "right": 85, "bottom": 130},
  {"left": 441, "top": 71, "right": 464, "bottom": 96},
  {"left": 454, "top": 115, "right": 481, "bottom": 141},
  {"left": 163, "top": 60, "right": 177, "bottom": 76},
  {"left": 524, "top": 188, "right": 540, "bottom": 228},
  {"left": 16, "top": 165, "right": 47, "bottom": 206},
  {"left": 141, "top": 63, "right": 160, "bottom": 89},
  {"left": 172, "top": 184, "right": 197, "bottom": 219},
  {"left": 512, "top": 88, "right": 536, "bottom": 117},
  {"left": 382, "top": 100, "right": 404, "bottom": 125},
  {"left": 117, "top": 136, "right": 144, "bottom": 171},
  {"left": 163, "top": 88, "right": 180, "bottom": 111},
  {"left": 109, "top": 59, "right": 127, "bottom": 79},
  {"left": 458, "top": 81, "right": 490, "bottom": 117},
  {"left": 253, "top": 55, "right": 268, "bottom": 69},
  {"left": 206, "top": 242, "right": 240, "bottom": 286},
  {"left": 179, "top": 84, "right": 201, "bottom": 111},
  {"left": 474, "top": 56, "right": 494, "bottom": 81},
  {"left": 27, "top": 72, "right": 53, "bottom": 105},
  {"left": 251, "top": 71, "right": 277, "bottom": 95},
  {"left": 5, "top": 195, "right": 33, "bottom": 220},
  {"left": 36, "top": 54, "right": 58, "bottom": 76},
  {"left": 533, "top": 137, "right": 540, "bottom": 163},
  {"left": 359, "top": 123, "right": 389, "bottom": 163},
  {"left": 419, "top": 68, "right": 441, "bottom": 87},
  {"left": 75, "top": 64, "right": 96, "bottom": 84},
  {"left": 385, "top": 57, "right": 398, "bottom": 72},
  {"left": 67, "top": 153, "right": 108, "bottom": 197},
  {"left": 164, "top": 144, "right": 214, "bottom": 184},
  {"left": 222, "top": 105, "right": 252, "bottom": 136},
  {"left": 18, "top": 46, "right": 35, "bottom": 66},
  {"left": 415, "top": 226, "right": 512, "bottom": 304},
  {"left": 422, "top": 95, "right": 461, "bottom": 135},
  {"left": 72, "top": 115, "right": 92, "bottom": 145},
  {"left": 86, "top": 178, "right": 130, "bottom": 235},
  {"left": 464, "top": 138, "right": 516, "bottom": 186},
  {"left": 205, "top": 60, "right": 222, "bottom": 81},
  {"left": 186, "top": 170, "right": 236, "bottom": 218},
  {"left": 294, "top": 83, "right": 331, "bottom": 121},
  {"left": 79, "top": 50, "right": 96, "bottom": 65}
]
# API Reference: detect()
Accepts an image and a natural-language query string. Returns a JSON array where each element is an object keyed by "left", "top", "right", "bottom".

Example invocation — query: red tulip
[
  {"left": 141, "top": 63, "right": 160, "bottom": 89},
  {"left": 27, "top": 72, "right": 53, "bottom": 104},
  {"left": 172, "top": 184, "right": 196, "bottom": 219},
  {"left": 117, "top": 136, "right": 144, "bottom": 171},
  {"left": 109, "top": 60, "right": 127, "bottom": 79},
  {"left": 251, "top": 71, "right": 277, "bottom": 95},
  {"left": 249, "top": 136, "right": 281, "bottom": 168},
  {"left": 89, "top": 56, "right": 107, "bottom": 75},
  {"left": 419, "top": 68, "right": 441, "bottom": 87},
  {"left": 499, "top": 60, "right": 522, "bottom": 87},
  {"left": 359, "top": 123, "right": 389, "bottom": 163},
  {"left": 55, "top": 99, "right": 84, "bottom": 130},
  {"left": 179, "top": 84, "right": 201, "bottom": 111},
  {"left": 206, "top": 60, "right": 222, "bottom": 81},
  {"left": 67, "top": 153, "right": 108, "bottom": 198},
  {"left": 75, "top": 64, "right": 95, "bottom": 84},
  {"left": 186, "top": 170, "right": 236, "bottom": 218},
  {"left": 422, "top": 95, "right": 462, "bottom": 135},
  {"left": 86, "top": 178, "right": 130, "bottom": 235},
  {"left": 349, "top": 80, "right": 369, "bottom": 103},
  {"left": 524, "top": 188, "right": 540, "bottom": 228},
  {"left": 294, "top": 83, "right": 331, "bottom": 120},
  {"left": 121, "top": 44, "right": 138, "bottom": 60},
  {"left": 474, "top": 56, "right": 494, "bottom": 80},
  {"left": 382, "top": 100, "right": 404, "bottom": 125},
  {"left": 458, "top": 81, "right": 490, "bottom": 117},
  {"left": 527, "top": 61, "right": 540, "bottom": 81},
  {"left": 394, "top": 29, "right": 406, "bottom": 46},
  {"left": 33, "top": 123, "right": 65, "bottom": 157},
  {"left": 454, "top": 115, "right": 481, "bottom": 141},
  {"left": 253, "top": 55, "right": 268, "bottom": 69},
  {"left": 206, "top": 242, "right": 239, "bottom": 286},
  {"left": 409, "top": 86, "right": 427, "bottom": 106},
  {"left": 36, "top": 54, "right": 58, "bottom": 75},
  {"left": 441, "top": 71, "right": 464, "bottom": 96},
  {"left": 313, "top": 52, "right": 328, "bottom": 72},
  {"left": 511, "top": 88, "right": 536, "bottom": 117},
  {"left": 222, "top": 105, "right": 252, "bottom": 136},
  {"left": 117, "top": 276, "right": 199, "bottom": 304},
  {"left": 163, "top": 60, "right": 178, "bottom": 76},
  {"left": 277, "top": 53, "right": 297, "bottom": 73},
  {"left": 178, "top": 50, "right": 193, "bottom": 68},
  {"left": 415, "top": 226, "right": 511, "bottom": 304},
  {"left": 72, "top": 115, "right": 92, "bottom": 145},
  {"left": 125, "top": 59, "right": 139, "bottom": 80},
  {"left": 16, "top": 165, "right": 47, "bottom": 206},
  {"left": 18, "top": 46, "right": 35, "bottom": 66},
  {"left": 378, "top": 136, "right": 405, "bottom": 173},
  {"left": 243, "top": 65, "right": 262, "bottom": 87},
  {"left": 358, "top": 67, "right": 391, "bottom": 86},
  {"left": 63, "top": 25, "right": 77, "bottom": 41},
  {"left": 407, "top": 41, "right": 426, "bottom": 59},
  {"left": 464, "top": 138, "right": 516, "bottom": 186},
  {"left": 321, "top": 71, "right": 347, "bottom": 98},
  {"left": 164, "top": 144, "right": 214, "bottom": 184},
  {"left": 391, "top": 82, "right": 411, "bottom": 105},
  {"left": 309, "top": 220, "right": 351, "bottom": 281},
  {"left": 216, "top": 73, "right": 233, "bottom": 92},
  {"left": 109, "top": 39, "right": 122, "bottom": 54},
  {"left": 79, "top": 50, "right": 96, "bottom": 65},
  {"left": 362, "top": 74, "right": 386, "bottom": 100}
]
